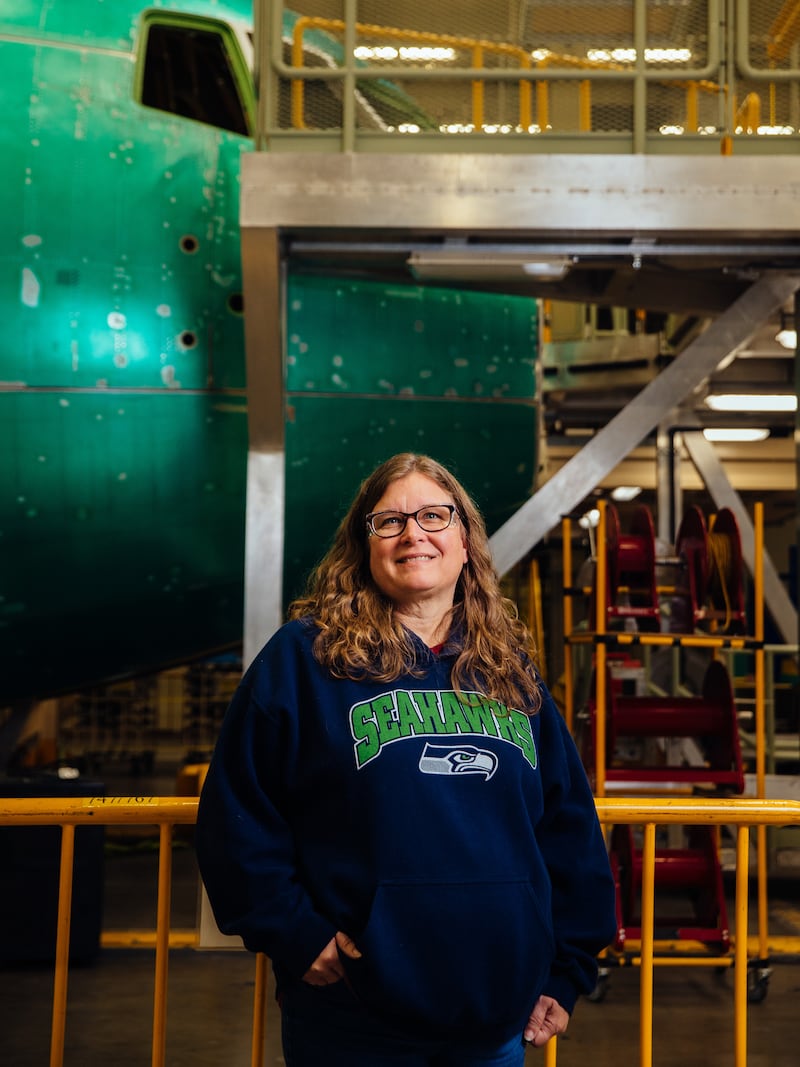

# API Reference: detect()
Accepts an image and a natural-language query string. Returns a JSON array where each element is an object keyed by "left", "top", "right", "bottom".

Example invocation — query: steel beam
[
  {"left": 241, "top": 153, "right": 800, "bottom": 237},
  {"left": 240, "top": 227, "right": 286, "bottom": 666}
]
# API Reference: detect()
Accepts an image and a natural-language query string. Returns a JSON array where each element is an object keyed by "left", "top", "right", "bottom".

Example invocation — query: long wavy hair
[{"left": 288, "top": 453, "right": 542, "bottom": 714}]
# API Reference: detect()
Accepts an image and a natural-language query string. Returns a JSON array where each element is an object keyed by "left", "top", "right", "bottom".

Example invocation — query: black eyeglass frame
[{"left": 365, "top": 504, "right": 458, "bottom": 539}]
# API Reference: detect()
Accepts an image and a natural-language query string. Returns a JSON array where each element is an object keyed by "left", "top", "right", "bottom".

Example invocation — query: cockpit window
[{"left": 140, "top": 21, "right": 250, "bottom": 136}]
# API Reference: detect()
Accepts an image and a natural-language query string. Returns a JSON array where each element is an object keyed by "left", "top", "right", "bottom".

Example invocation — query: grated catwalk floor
[{"left": 1, "top": 776, "right": 800, "bottom": 1065}]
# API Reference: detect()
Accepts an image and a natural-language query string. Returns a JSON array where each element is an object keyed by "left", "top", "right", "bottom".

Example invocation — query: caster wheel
[
  {"left": 587, "top": 973, "right": 610, "bottom": 1002},
  {"left": 747, "top": 970, "right": 770, "bottom": 1004}
]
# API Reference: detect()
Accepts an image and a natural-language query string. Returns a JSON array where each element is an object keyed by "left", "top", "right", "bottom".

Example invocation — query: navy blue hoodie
[{"left": 196, "top": 618, "right": 616, "bottom": 1043}]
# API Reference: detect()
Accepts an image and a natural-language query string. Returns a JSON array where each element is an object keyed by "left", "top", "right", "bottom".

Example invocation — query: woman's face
[{"left": 367, "top": 472, "right": 468, "bottom": 610}]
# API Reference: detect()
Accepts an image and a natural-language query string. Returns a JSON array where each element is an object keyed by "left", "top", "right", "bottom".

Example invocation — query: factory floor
[{"left": 2, "top": 770, "right": 800, "bottom": 1066}]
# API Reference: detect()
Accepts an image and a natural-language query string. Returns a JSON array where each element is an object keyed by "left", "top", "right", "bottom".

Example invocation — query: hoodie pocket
[{"left": 341, "top": 878, "right": 554, "bottom": 1038}]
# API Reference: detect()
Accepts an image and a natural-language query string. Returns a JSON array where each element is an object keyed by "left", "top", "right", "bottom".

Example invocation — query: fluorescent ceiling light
[
  {"left": 775, "top": 327, "right": 797, "bottom": 350},
  {"left": 610, "top": 485, "right": 642, "bottom": 501},
  {"left": 564, "top": 427, "right": 595, "bottom": 437},
  {"left": 354, "top": 45, "right": 457, "bottom": 62},
  {"left": 704, "top": 393, "right": 797, "bottom": 412},
  {"left": 408, "top": 251, "right": 572, "bottom": 283},
  {"left": 587, "top": 47, "right": 692, "bottom": 63},
  {"left": 703, "top": 428, "right": 770, "bottom": 442},
  {"left": 521, "top": 258, "right": 572, "bottom": 279}
]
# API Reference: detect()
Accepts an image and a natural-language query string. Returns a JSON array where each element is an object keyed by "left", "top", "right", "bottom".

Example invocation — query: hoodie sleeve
[
  {"left": 535, "top": 689, "right": 617, "bottom": 1014},
  {"left": 194, "top": 636, "right": 337, "bottom": 978}
]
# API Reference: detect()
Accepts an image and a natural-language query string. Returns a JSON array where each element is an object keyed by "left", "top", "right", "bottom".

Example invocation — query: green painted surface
[
  {"left": 0, "top": 2, "right": 539, "bottom": 703},
  {"left": 0, "top": 22, "right": 249, "bottom": 392},
  {"left": 1, "top": 391, "right": 249, "bottom": 696},
  {"left": 284, "top": 277, "right": 538, "bottom": 601},
  {"left": 284, "top": 394, "right": 539, "bottom": 602},
  {"left": 286, "top": 277, "right": 537, "bottom": 400},
  {"left": 0, "top": 1, "right": 254, "bottom": 700}
]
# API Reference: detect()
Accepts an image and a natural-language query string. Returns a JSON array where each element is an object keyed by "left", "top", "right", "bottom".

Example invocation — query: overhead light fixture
[
  {"left": 704, "top": 393, "right": 797, "bottom": 412},
  {"left": 776, "top": 328, "right": 797, "bottom": 349},
  {"left": 775, "top": 308, "right": 797, "bottom": 349},
  {"left": 610, "top": 485, "right": 642, "bottom": 502},
  {"left": 703, "top": 428, "right": 770, "bottom": 442},
  {"left": 521, "top": 258, "right": 572, "bottom": 279},
  {"left": 564, "top": 427, "right": 595, "bottom": 438},
  {"left": 775, "top": 327, "right": 796, "bottom": 349},
  {"left": 408, "top": 250, "right": 573, "bottom": 283},
  {"left": 586, "top": 47, "right": 692, "bottom": 63},
  {"left": 354, "top": 45, "right": 457, "bottom": 62}
]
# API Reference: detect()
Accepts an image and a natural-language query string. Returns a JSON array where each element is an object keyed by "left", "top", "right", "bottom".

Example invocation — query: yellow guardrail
[
  {"left": 287, "top": 15, "right": 729, "bottom": 138},
  {"left": 258, "top": 0, "right": 800, "bottom": 152},
  {"left": 1, "top": 795, "right": 800, "bottom": 1067},
  {"left": 290, "top": 18, "right": 535, "bottom": 132},
  {"left": 0, "top": 797, "right": 200, "bottom": 1067}
]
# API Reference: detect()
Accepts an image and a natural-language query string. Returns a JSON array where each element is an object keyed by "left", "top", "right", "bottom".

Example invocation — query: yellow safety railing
[
  {"left": 0, "top": 797, "right": 210, "bottom": 1067},
  {"left": 287, "top": 15, "right": 730, "bottom": 137},
  {"left": 766, "top": 0, "right": 800, "bottom": 62},
  {"left": 255, "top": 0, "right": 800, "bottom": 152},
  {"left": 290, "top": 17, "right": 534, "bottom": 132},
  {"left": 2, "top": 795, "right": 800, "bottom": 1067},
  {"left": 564, "top": 499, "right": 780, "bottom": 983}
]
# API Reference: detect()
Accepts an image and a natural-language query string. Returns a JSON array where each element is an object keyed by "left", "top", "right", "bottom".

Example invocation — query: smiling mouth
[{"left": 397, "top": 554, "right": 436, "bottom": 563}]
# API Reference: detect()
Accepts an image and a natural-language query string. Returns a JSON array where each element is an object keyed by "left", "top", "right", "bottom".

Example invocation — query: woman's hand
[
  {"left": 523, "top": 994, "right": 569, "bottom": 1046},
  {"left": 301, "top": 930, "right": 362, "bottom": 986}
]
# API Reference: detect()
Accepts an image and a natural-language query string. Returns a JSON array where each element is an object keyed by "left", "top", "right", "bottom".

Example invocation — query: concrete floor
[
  {"left": 2, "top": 939, "right": 800, "bottom": 1066},
  {"left": 2, "top": 779, "right": 800, "bottom": 1065}
]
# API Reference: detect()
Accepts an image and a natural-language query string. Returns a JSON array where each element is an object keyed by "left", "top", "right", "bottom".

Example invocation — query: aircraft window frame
[{"left": 135, "top": 12, "right": 254, "bottom": 136}]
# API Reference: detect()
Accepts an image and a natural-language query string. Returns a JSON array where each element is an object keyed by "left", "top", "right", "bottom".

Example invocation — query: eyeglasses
[{"left": 366, "top": 504, "right": 458, "bottom": 539}]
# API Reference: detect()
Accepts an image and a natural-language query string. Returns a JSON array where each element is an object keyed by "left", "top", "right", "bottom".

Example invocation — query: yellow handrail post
[
  {"left": 50, "top": 823, "right": 75, "bottom": 1067},
  {"left": 686, "top": 81, "right": 699, "bottom": 131},
  {"left": 151, "top": 823, "right": 174, "bottom": 1067},
  {"left": 562, "top": 517, "right": 574, "bottom": 731},
  {"left": 529, "top": 557, "right": 546, "bottom": 684},
  {"left": 595, "top": 500, "right": 608, "bottom": 797},
  {"left": 251, "top": 952, "right": 269, "bottom": 1067},
  {"left": 639, "top": 822, "right": 656, "bottom": 1067},
  {"left": 519, "top": 54, "right": 533, "bottom": 129},
  {"left": 579, "top": 79, "right": 591, "bottom": 131},
  {"left": 472, "top": 44, "right": 484, "bottom": 129},
  {"left": 536, "top": 78, "right": 549, "bottom": 130},
  {"left": 734, "top": 825, "right": 750, "bottom": 1067},
  {"left": 291, "top": 20, "right": 309, "bottom": 130},
  {"left": 754, "top": 502, "right": 769, "bottom": 964}
]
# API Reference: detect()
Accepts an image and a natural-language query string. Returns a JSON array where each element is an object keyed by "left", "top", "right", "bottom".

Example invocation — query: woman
[{"left": 196, "top": 452, "right": 616, "bottom": 1066}]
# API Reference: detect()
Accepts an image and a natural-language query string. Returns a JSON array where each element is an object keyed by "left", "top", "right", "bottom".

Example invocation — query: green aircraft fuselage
[
  {"left": 0, "top": 1, "right": 540, "bottom": 705},
  {"left": 1, "top": 1, "right": 256, "bottom": 702}
]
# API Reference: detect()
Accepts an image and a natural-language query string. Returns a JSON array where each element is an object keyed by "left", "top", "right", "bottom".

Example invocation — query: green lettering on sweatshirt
[
  {"left": 411, "top": 689, "right": 443, "bottom": 733},
  {"left": 439, "top": 690, "right": 470, "bottom": 734},
  {"left": 396, "top": 690, "right": 424, "bottom": 736},
  {"left": 350, "top": 699, "right": 381, "bottom": 768},
  {"left": 372, "top": 690, "right": 400, "bottom": 743},
  {"left": 459, "top": 697, "right": 500, "bottom": 738},
  {"left": 348, "top": 689, "right": 537, "bottom": 770},
  {"left": 510, "top": 709, "right": 537, "bottom": 767}
]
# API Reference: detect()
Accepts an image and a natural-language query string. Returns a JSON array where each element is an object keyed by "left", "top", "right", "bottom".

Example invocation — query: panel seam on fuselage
[{"left": 0, "top": 32, "right": 133, "bottom": 59}]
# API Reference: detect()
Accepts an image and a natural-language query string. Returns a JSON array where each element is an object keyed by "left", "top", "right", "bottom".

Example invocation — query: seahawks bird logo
[{"left": 418, "top": 742, "right": 498, "bottom": 780}]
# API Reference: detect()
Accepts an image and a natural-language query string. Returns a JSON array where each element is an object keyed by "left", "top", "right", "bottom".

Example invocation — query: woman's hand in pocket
[{"left": 302, "top": 931, "right": 362, "bottom": 986}]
